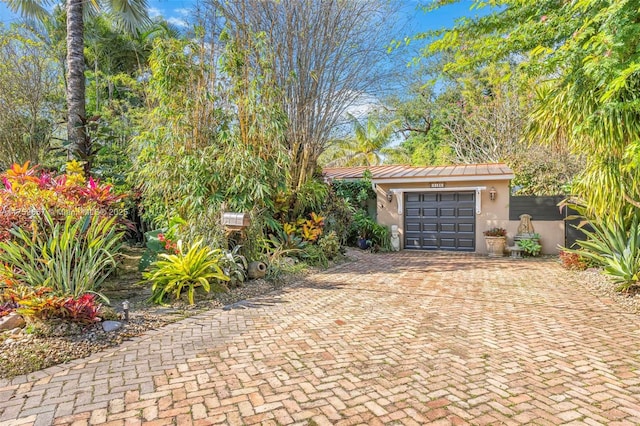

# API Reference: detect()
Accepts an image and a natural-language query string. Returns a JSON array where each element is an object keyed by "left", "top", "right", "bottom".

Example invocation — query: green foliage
[
  {"left": 132, "top": 34, "right": 289, "bottom": 250},
  {"left": 138, "top": 230, "right": 165, "bottom": 271},
  {"left": 569, "top": 213, "right": 640, "bottom": 291},
  {"left": 320, "top": 191, "right": 355, "bottom": 246},
  {"left": 369, "top": 222, "right": 391, "bottom": 252},
  {"left": 300, "top": 244, "right": 328, "bottom": 268},
  {"left": 0, "top": 161, "right": 127, "bottom": 245},
  {"left": 318, "top": 231, "right": 340, "bottom": 260},
  {"left": 517, "top": 238, "right": 541, "bottom": 257},
  {"left": 291, "top": 179, "right": 329, "bottom": 220},
  {"left": 332, "top": 173, "right": 375, "bottom": 209},
  {"left": 0, "top": 210, "right": 123, "bottom": 300},
  {"left": 265, "top": 256, "right": 307, "bottom": 282},
  {"left": 321, "top": 113, "right": 399, "bottom": 167},
  {"left": 0, "top": 25, "right": 60, "bottom": 168},
  {"left": 352, "top": 210, "right": 375, "bottom": 239},
  {"left": 262, "top": 227, "right": 308, "bottom": 261},
  {"left": 509, "top": 151, "right": 581, "bottom": 196},
  {"left": 351, "top": 210, "right": 390, "bottom": 250},
  {"left": 220, "top": 245, "right": 248, "bottom": 288},
  {"left": 415, "top": 0, "right": 640, "bottom": 216},
  {"left": 383, "top": 75, "right": 453, "bottom": 166},
  {"left": 142, "top": 239, "right": 229, "bottom": 305},
  {"left": 138, "top": 216, "right": 186, "bottom": 271},
  {"left": 283, "top": 213, "right": 325, "bottom": 243}
]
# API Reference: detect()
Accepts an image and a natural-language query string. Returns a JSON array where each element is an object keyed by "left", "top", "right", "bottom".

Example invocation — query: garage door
[{"left": 404, "top": 192, "right": 475, "bottom": 251}]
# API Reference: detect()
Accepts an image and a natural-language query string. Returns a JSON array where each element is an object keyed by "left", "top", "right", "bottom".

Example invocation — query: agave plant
[
  {"left": 142, "top": 239, "right": 229, "bottom": 305},
  {"left": 569, "top": 213, "right": 640, "bottom": 291}
]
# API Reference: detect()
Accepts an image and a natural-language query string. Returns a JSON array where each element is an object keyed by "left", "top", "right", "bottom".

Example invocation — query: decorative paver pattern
[{"left": 2, "top": 251, "right": 640, "bottom": 425}]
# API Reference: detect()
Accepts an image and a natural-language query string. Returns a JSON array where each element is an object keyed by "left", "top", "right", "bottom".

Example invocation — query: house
[{"left": 323, "top": 163, "right": 564, "bottom": 254}]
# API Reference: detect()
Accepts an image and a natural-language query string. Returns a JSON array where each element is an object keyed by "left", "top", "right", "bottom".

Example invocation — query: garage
[
  {"left": 323, "top": 163, "right": 515, "bottom": 254},
  {"left": 404, "top": 191, "right": 475, "bottom": 251}
]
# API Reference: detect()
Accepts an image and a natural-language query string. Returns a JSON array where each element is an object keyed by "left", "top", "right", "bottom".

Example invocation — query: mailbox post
[{"left": 221, "top": 212, "right": 250, "bottom": 232}]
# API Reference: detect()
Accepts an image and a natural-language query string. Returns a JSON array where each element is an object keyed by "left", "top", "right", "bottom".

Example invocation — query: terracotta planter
[
  {"left": 247, "top": 261, "right": 267, "bottom": 279},
  {"left": 485, "top": 236, "right": 506, "bottom": 257}
]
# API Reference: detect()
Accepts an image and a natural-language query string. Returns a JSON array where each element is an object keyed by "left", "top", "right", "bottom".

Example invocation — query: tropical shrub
[
  {"left": 350, "top": 211, "right": 390, "bottom": 250},
  {"left": 18, "top": 292, "right": 102, "bottom": 324},
  {"left": 352, "top": 210, "right": 375, "bottom": 240},
  {"left": 0, "top": 301, "right": 17, "bottom": 318},
  {"left": 321, "top": 191, "right": 354, "bottom": 246},
  {"left": 0, "top": 161, "right": 126, "bottom": 243},
  {"left": 318, "top": 231, "right": 340, "bottom": 260},
  {"left": 371, "top": 223, "right": 391, "bottom": 251},
  {"left": 138, "top": 216, "right": 185, "bottom": 271},
  {"left": 1, "top": 283, "right": 102, "bottom": 324},
  {"left": 132, "top": 35, "right": 289, "bottom": 253},
  {"left": 569, "top": 214, "right": 640, "bottom": 291},
  {"left": 290, "top": 179, "right": 329, "bottom": 220},
  {"left": 0, "top": 210, "right": 123, "bottom": 299},
  {"left": 301, "top": 244, "right": 328, "bottom": 267},
  {"left": 299, "top": 212, "right": 325, "bottom": 242},
  {"left": 220, "top": 245, "right": 248, "bottom": 288},
  {"left": 332, "top": 173, "right": 375, "bottom": 208},
  {"left": 559, "top": 251, "right": 588, "bottom": 271},
  {"left": 262, "top": 227, "right": 308, "bottom": 261},
  {"left": 282, "top": 212, "right": 325, "bottom": 243},
  {"left": 142, "top": 239, "right": 229, "bottom": 305}
]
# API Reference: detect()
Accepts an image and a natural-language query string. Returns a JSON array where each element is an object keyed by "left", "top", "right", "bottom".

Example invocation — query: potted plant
[
  {"left": 483, "top": 227, "right": 507, "bottom": 257},
  {"left": 353, "top": 211, "right": 374, "bottom": 250},
  {"left": 517, "top": 233, "right": 541, "bottom": 256}
]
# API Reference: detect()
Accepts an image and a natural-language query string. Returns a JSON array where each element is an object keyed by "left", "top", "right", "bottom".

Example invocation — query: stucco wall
[
  {"left": 375, "top": 180, "right": 563, "bottom": 254},
  {"left": 506, "top": 220, "right": 564, "bottom": 255}
]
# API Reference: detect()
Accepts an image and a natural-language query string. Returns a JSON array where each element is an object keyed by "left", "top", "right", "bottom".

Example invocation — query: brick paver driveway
[{"left": 2, "top": 252, "right": 640, "bottom": 425}]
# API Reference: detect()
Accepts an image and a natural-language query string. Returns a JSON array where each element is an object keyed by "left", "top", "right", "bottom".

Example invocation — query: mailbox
[{"left": 221, "top": 212, "right": 250, "bottom": 230}]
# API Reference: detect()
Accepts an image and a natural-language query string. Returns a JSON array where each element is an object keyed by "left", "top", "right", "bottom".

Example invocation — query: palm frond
[
  {"left": 105, "top": 0, "right": 151, "bottom": 34},
  {"left": 5, "top": 0, "right": 52, "bottom": 21}
]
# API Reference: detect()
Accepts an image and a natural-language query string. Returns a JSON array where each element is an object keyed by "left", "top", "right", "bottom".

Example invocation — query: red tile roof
[{"left": 323, "top": 163, "right": 514, "bottom": 181}]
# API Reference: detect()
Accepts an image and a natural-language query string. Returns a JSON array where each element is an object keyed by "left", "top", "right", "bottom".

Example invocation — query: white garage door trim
[{"left": 388, "top": 186, "right": 487, "bottom": 215}]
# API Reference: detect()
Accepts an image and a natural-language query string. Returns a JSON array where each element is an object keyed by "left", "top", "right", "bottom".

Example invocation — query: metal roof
[{"left": 323, "top": 163, "right": 514, "bottom": 182}]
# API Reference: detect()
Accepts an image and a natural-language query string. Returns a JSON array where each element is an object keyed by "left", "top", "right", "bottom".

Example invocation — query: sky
[
  {"left": 0, "top": 0, "right": 486, "bottom": 140},
  {"left": 0, "top": 1, "right": 483, "bottom": 37}
]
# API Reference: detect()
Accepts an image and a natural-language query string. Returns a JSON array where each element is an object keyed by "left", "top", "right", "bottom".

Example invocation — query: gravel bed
[
  {"left": 575, "top": 267, "right": 640, "bottom": 314},
  {"left": 0, "top": 312, "right": 170, "bottom": 378}
]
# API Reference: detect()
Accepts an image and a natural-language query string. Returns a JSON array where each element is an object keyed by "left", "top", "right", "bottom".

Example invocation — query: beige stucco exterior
[{"left": 375, "top": 179, "right": 563, "bottom": 255}]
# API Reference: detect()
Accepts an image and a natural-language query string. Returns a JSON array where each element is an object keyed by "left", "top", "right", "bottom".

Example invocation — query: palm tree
[
  {"left": 323, "top": 113, "right": 399, "bottom": 167},
  {"left": 5, "top": 0, "right": 150, "bottom": 174}
]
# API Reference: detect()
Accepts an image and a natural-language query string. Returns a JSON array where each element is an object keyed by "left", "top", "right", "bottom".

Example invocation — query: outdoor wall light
[
  {"left": 386, "top": 193, "right": 393, "bottom": 202},
  {"left": 489, "top": 186, "right": 497, "bottom": 201}
]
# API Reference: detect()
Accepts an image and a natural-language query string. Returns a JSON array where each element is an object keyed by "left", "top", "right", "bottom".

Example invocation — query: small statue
[
  {"left": 517, "top": 214, "right": 535, "bottom": 235},
  {"left": 391, "top": 225, "right": 400, "bottom": 251}
]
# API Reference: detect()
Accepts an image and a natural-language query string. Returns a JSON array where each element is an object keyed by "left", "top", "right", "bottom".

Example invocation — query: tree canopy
[{"left": 415, "top": 0, "right": 640, "bottom": 216}]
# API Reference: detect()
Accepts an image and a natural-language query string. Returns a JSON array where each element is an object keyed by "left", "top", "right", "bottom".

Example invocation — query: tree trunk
[{"left": 66, "top": 0, "right": 88, "bottom": 172}]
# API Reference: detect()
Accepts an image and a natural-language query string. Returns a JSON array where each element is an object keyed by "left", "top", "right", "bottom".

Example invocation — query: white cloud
[
  {"left": 147, "top": 7, "right": 162, "bottom": 18},
  {"left": 174, "top": 8, "right": 190, "bottom": 17},
  {"left": 167, "top": 17, "right": 189, "bottom": 28},
  {"left": 345, "top": 93, "right": 381, "bottom": 118}
]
